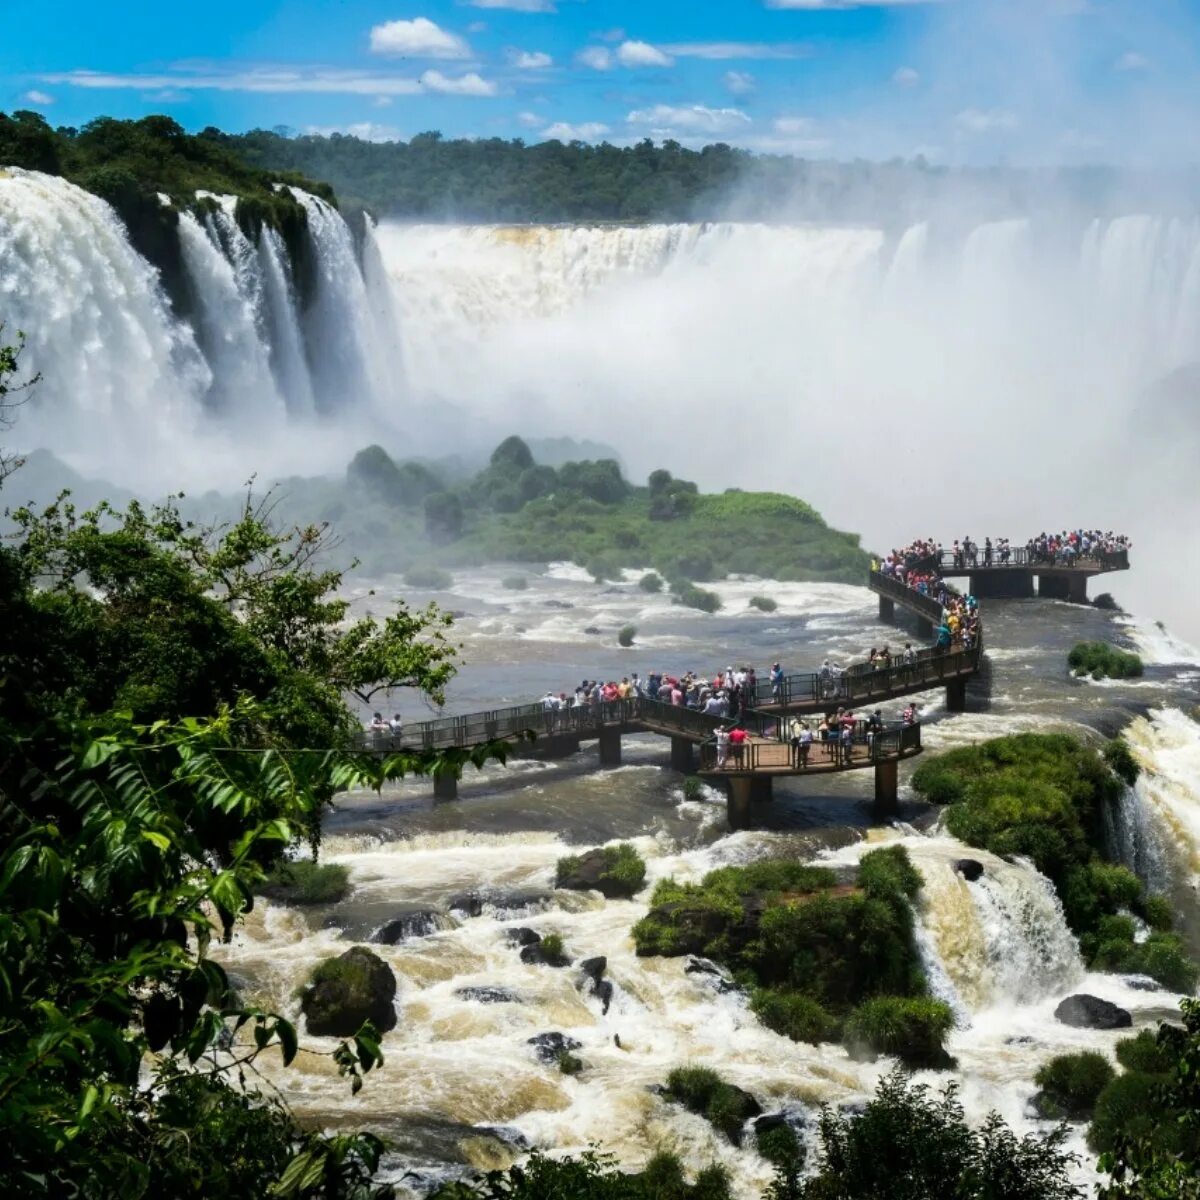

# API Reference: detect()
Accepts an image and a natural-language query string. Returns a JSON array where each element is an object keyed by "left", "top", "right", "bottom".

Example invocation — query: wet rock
[
  {"left": 754, "top": 1109, "right": 807, "bottom": 1136},
  {"left": 373, "top": 908, "right": 450, "bottom": 945},
  {"left": 527, "top": 1032, "right": 582, "bottom": 1065},
  {"left": 1124, "top": 975, "right": 1163, "bottom": 992},
  {"left": 593, "top": 980, "right": 614, "bottom": 1015},
  {"left": 685, "top": 957, "right": 740, "bottom": 994},
  {"left": 301, "top": 946, "right": 398, "bottom": 1038},
  {"left": 1054, "top": 994, "right": 1132, "bottom": 1030},
  {"left": 954, "top": 859, "right": 985, "bottom": 882},
  {"left": 1005, "top": 1035, "right": 1037, "bottom": 1046},
  {"left": 635, "top": 902, "right": 729, "bottom": 957},
  {"left": 455, "top": 986, "right": 520, "bottom": 1004},
  {"left": 475, "top": 1125, "right": 529, "bottom": 1151},
  {"left": 1093, "top": 592, "right": 1123, "bottom": 612},
  {"left": 556, "top": 849, "right": 642, "bottom": 899},
  {"left": 520, "top": 941, "right": 571, "bottom": 968},
  {"left": 583, "top": 626, "right": 603, "bottom": 636},
  {"left": 544, "top": 600, "right": 574, "bottom": 610},
  {"left": 448, "top": 892, "right": 483, "bottom": 918},
  {"left": 506, "top": 927, "right": 542, "bottom": 947},
  {"left": 579, "top": 956, "right": 608, "bottom": 987},
  {"left": 484, "top": 890, "right": 555, "bottom": 917}
]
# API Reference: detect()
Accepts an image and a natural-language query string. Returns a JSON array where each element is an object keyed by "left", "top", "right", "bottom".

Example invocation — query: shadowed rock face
[
  {"left": 301, "top": 946, "right": 398, "bottom": 1037},
  {"left": 1054, "top": 993, "right": 1132, "bottom": 1030}
]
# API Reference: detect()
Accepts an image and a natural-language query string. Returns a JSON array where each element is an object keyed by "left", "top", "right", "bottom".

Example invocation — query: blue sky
[{"left": 5, "top": 0, "right": 1200, "bottom": 165}]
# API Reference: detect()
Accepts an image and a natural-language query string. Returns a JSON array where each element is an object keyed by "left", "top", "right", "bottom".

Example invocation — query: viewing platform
[{"left": 934, "top": 546, "right": 1128, "bottom": 603}]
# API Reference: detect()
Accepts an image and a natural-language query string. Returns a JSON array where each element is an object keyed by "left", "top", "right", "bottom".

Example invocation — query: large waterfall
[{"left": 0, "top": 167, "right": 399, "bottom": 487}]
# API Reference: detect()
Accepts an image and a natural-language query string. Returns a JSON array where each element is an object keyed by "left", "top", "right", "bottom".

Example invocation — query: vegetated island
[{"left": 338, "top": 435, "right": 869, "bottom": 598}]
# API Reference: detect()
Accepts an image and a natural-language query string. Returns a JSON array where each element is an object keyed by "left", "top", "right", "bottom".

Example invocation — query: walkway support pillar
[
  {"left": 874, "top": 759, "right": 899, "bottom": 817},
  {"left": 945, "top": 678, "right": 968, "bottom": 713},
  {"left": 1038, "top": 574, "right": 1069, "bottom": 601},
  {"left": 433, "top": 772, "right": 459, "bottom": 802},
  {"left": 1067, "top": 574, "right": 1089, "bottom": 604},
  {"left": 598, "top": 727, "right": 622, "bottom": 768},
  {"left": 670, "top": 736, "right": 695, "bottom": 774},
  {"left": 878, "top": 595, "right": 895, "bottom": 624},
  {"left": 726, "top": 776, "right": 771, "bottom": 829}
]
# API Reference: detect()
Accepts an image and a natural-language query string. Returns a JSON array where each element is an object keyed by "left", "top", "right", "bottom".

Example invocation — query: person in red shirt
[{"left": 729, "top": 725, "right": 748, "bottom": 769}]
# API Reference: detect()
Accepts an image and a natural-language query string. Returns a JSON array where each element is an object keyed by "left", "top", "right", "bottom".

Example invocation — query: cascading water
[{"left": 258, "top": 225, "right": 317, "bottom": 415}]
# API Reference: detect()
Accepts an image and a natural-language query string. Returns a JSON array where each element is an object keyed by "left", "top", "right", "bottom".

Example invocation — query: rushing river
[{"left": 215, "top": 568, "right": 1200, "bottom": 1195}]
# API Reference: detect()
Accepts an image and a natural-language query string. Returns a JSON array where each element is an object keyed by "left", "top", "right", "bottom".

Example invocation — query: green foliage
[
  {"left": 258, "top": 859, "right": 351, "bottom": 905},
  {"left": 556, "top": 844, "right": 647, "bottom": 895},
  {"left": 795, "top": 1069, "right": 1082, "bottom": 1200},
  {"left": 676, "top": 584, "right": 722, "bottom": 613},
  {"left": 1104, "top": 739, "right": 1140, "bottom": 786},
  {"left": 405, "top": 565, "right": 454, "bottom": 590},
  {"left": 1114, "top": 1029, "right": 1175, "bottom": 1076},
  {"left": 559, "top": 458, "right": 630, "bottom": 505},
  {"left": 618, "top": 624, "right": 637, "bottom": 647},
  {"left": 682, "top": 776, "right": 704, "bottom": 801},
  {"left": 1087, "top": 928, "right": 1198, "bottom": 993},
  {"left": 425, "top": 491, "right": 465, "bottom": 543},
  {"left": 751, "top": 990, "right": 841, "bottom": 1044},
  {"left": 749, "top": 595, "right": 778, "bottom": 613},
  {"left": 639, "top": 572, "right": 664, "bottom": 593},
  {"left": 1141, "top": 895, "right": 1172, "bottom": 932},
  {"left": 539, "top": 932, "right": 565, "bottom": 960},
  {"left": 491, "top": 436, "right": 535, "bottom": 472},
  {"left": 857, "top": 845, "right": 924, "bottom": 902},
  {"left": 1089, "top": 1073, "right": 1175, "bottom": 1156},
  {"left": 1068, "top": 642, "right": 1144, "bottom": 681},
  {"left": 1034, "top": 1053, "right": 1116, "bottom": 1119},
  {"left": 844, "top": 996, "right": 956, "bottom": 1069},
  {"left": 665, "top": 1067, "right": 759, "bottom": 1145},
  {"left": 502, "top": 574, "right": 528, "bottom": 590},
  {"left": 0, "top": 325, "right": 39, "bottom": 482},
  {"left": 757, "top": 1123, "right": 804, "bottom": 1174},
  {"left": 557, "top": 1049, "right": 583, "bottom": 1075}
]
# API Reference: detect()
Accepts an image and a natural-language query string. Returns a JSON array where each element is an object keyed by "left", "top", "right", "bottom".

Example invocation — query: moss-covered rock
[
  {"left": 1068, "top": 641, "right": 1144, "bottom": 681},
  {"left": 556, "top": 844, "right": 646, "bottom": 899},
  {"left": 300, "top": 946, "right": 397, "bottom": 1037},
  {"left": 1032, "top": 1051, "right": 1115, "bottom": 1119},
  {"left": 665, "top": 1066, "right": 762, "bottom": 1145},
  {"left": 844, "top": 996, "right": 956, "bottom": 1069},
  {"left": 257, "top": 859, "right": 350, "bottom": 906}
]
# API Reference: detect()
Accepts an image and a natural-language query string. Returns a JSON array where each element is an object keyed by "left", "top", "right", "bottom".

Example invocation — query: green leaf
[{"left": 140, "top": 830, "right": 171, "bottom": 852}]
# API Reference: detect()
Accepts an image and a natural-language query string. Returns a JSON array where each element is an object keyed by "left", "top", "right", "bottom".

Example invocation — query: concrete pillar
[
  {"left": 945, "top": 678, "right": 967, "bottom": 712},
  {"left": 433, "top": 772, "right": 459, "bottom": 801},
  {"left": 878, "top": 595, "right": 895, "bottom": 624},
  {"left": 1067, "top": 574, "right": 1089, "bottom": 604},
  {"left": 1038, "top": 574, "right": 1069, "bottom": 600},
  {"left": 598, "top": 727, "right": 622, "bottom": 767},
  {"left": 727, "top": 778, "right": 753, "bottom": 831},
  {"left": 749, "top": 776, "right": 773, "bottom": 803},
  {"left": 670, "top": 736, "right": 695, "bottom": 774},
  {"left": 874, "top": 759, "right": 899, "bottom": 817}
]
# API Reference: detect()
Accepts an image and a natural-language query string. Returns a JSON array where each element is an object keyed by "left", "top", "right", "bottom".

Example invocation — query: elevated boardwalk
[{"left": 360, "top": 541, "right": 1127, "bottom": 828}]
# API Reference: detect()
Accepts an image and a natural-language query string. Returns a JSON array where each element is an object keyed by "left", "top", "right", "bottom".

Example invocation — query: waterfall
[
  {"left": 0, "top": 167, "right": 208, "bottom": 461},
  {"left": 258, "top": 226, "right": 317, "bottom": 415}
]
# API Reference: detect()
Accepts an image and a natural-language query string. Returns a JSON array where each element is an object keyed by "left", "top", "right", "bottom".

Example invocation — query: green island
[
  {"left": 340, "top": 435, "right": 869, "bottom": 593},
  {"left": 1068, "top": 641, "right": 1145, "bottom": 681}
]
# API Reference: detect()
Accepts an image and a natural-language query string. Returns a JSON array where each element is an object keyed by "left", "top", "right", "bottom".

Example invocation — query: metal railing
[
  {"left": 698, "top": 720, "right": 922, "bottom": 773},
  {"left": 936, "top": 546, "right": 1128, "bottom": 573}
]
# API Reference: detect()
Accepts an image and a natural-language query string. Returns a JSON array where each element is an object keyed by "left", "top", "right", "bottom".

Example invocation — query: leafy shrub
[
  {"left": 682, "top": 776, "right": 704, "bottom": 801},
  {"left": 844, "top": 996, "right": 956, "bottom": 1068},
  {"left": 1033, "top": 1052, "right": 1115, "bottom": 1118},
  {"left": 749, "top": 595, "right": 778, "bottom": 613},
  {"left": 1115, "top": 1028, "right": 1176, "bottom": 1075},
  {"left": 756, "top": 1123, "right": 803, "bottom": 1173},
  {"left": 858, "top": 844, "right": 923, "bottom": 901},
  {"left": 556, "top": 844, "right": 646, "bottom": 896},
  {"left": 665, "top": 1066, "right": 759, "bottom": 1145},
  {"left": 751, "top": 989, "right": 841, "bottom": 1044},
  {"left": 639, "top": 572, "right": 664, "bottom": 593},
  {"left": 257, "top": 860, "right": 350, "bottom": 906},
  {"left": 1088, "top": 1072, "right": 1176, "bottom": 1155},
  {"left": 501, "top": 574, "right": 528, "bottom": 590},
  {"left": 1068, "top": 641, "right": 1144, "bottom": 680},
  {"left": 405, "top": 565, "right": 453, "bottom": 590},
  {"left": 557, "top": 1049, "right": 583, "bottom": 1075},
  {"left": 676, "top": 585, "right": 721, "bottom": 613},
  {"left": 1104, "top": 737, "right": 1140, "bottom": 785},
  {"left": 618, "top": 625, "right": 637, "bottom": 647},
  {"left": 587, "top": 556, "right": 620, "bottom": 583},
  {"left": 539, "top": 932, "right": 565, "bottom": 961},
  {"left": 1142, "top": 894, "right": 1173, "bottom": 932}
]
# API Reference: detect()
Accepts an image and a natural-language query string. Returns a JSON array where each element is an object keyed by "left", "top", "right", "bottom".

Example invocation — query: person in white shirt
[{"left": 715, "top": 727, "right": 730, "bottom": 768}]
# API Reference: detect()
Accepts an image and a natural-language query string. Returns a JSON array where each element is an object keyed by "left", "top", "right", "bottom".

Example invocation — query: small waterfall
[
  {"left": 289, "top": 187, "right": 390, "bottom": 414},
  {"left": 360, "top": 213, "right": 406, "bottom": 402},
  {"left": 258, "top": 226, "right": 316, "bottom": 414},
  {"left": 177, "top": 209, "right": 283, "bottom": 418},
  {"left": 1104, "top": 784, "right": 1171, "bottom": 893}
]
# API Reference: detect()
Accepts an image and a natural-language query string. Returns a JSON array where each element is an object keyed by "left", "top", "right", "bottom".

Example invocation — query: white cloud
[
  {"left": 597, "top": 28, "right": 626, "bottom": 43},
  {"left": 369, "top": 17, "right": 470, "bottom": 59},
  {"left": 724, "top": 70, "right": 756, "bottom": 95},
  {"left": 421, "top": 70, "right": 498, "bottom": 96},
  {"left": 577, "top": 46, "right": 614, "bottom": 70},
  {"left": 617, "top": 40, "right": 673, "bottom": 68},
  {"left": 542, "top": 121, "right": 611, "bottom": 142},
  {"left": 662, "top": 42, "right": 809, "bottom": 60},
  {"left": 507, "top": 49, "right": 553, "bottom": 70},
  {"left": 773, "top": 116, "right": 817, "bottom": 135},
  {"left": 1115, "top": 51, "right": 1149, "bottom": 71},
  {"left": 373, "top": 95, "right": 393, "bottom": 107},
  {"left": 20, "top": 89, "right": 54, "bottom": 105},
  {"left": 468, "top": 0, "right": 556, "bottom": 10},
  {"left": 467, "top": 21, "right": 488, "bottom": 34},
  {"left": 304, "top": 122, "right": 402, "bottom": 142},
  {"left": 627, "top": 103, "right": 752, "bottom": 134},
  {"left": 954, "top": 107, "right": 1018, "bottom": 134},
  {"left": 892, "top": 66, "right": 920, "bottom": 87},
  {"left": 517, "top": 110, "right": 542, "bottom": 127},
  {"left": 39, "top": 65, "right": 500, "bottom": 98}
]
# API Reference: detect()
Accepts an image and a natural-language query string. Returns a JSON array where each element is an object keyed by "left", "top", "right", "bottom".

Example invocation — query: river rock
[
  {"left": 583, "top": 626, "right": 603, "bottom": 636},
  {"left": 1124, "top": 975, "right": 1163, "bottom": 992},
  {"left": 754, "top": 1109, "right": 807, "bottom": 1136},
  {"left": 685, "top": 957, "right": 740, "bottom": 994},
  {"left": 520, "top": 941, "right": 571, "bottom": 968},
  {"left": 579, "top": 956, "right": 608, "bottom": 987},
  {"left": 556, "top": 849, "right": 642, "bottom": 899},
  {"left": 455, "top": 986, "right": 520, "bottom": 1004},
  {"left": 448, "top": 892, "right": 484, "bottom": 918},
  {"left": 1054, "top": 994, "right": 1132, "bottom": 1030},
  {"left": 635, "top": 902, "right": 730, "bottom": 957},
  {"left": 544, "top": 600, "right": 574, "bottom": 610},
  {"left": 954, "top": 859, "right": 985, "bottom": 882},
  {"left": 527, "top": 1032, "right": 582, "bottom": 1064},
  {"left": 506, "top": 926, "right": 542, "bottom": 947},
  {"left": 373, "top": 909, "right": 449, "bottom": 944},
  {"left": 593, "top": 980, "right": 614, "bottom": 1015},
  {"left": 301, "top": 946, "right": 398, "bottom": 1038}
]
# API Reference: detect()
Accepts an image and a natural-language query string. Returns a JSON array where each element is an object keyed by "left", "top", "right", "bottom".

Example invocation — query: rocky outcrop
[
  {"left": 448, "top": 892, "right": 483, "bottom": 918},
  {"left": 527, "top": 1032, "right": 582, "bottom": 1064},
  {"left": 373, "top": 909, "right": 451, "bottom": 944},
  {"left": 685, "top": 956, "right": 740, "bottom": 994},
  {"left": 519, "top": 938, "right": 571, "bottom": 968},
  {"left": 556, "top": 847, "right": 645, "bottom": 899},
  {"left": 301, "top": 946, "right": 398, "bottom": 1037},
  {"left": 505, "top": 927, "right": 542, "bottom": 947},
  {"left": 455, "top": 986, "right": 520, "bottom": 1004},
  {"left": 579, "top": 957, "right": 607, "bottom": 988},
  {"left": 954, "top": 859, "right": 985, "bottom": 882},
  {"left": 1054, "top": 994, "right": 1132, "bottom": 1030}
]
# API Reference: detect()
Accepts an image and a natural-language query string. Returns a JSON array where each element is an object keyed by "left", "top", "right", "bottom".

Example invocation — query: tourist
[
  {"left": 770, "top": 662, "right": 784, "bottom": 703},
  {"left": 389, "top": 713, "right": 403, "bottom": 736},
  {"left": 798, "top": 723, "right": 812, "bottom": 768},
  {"left": 789, "top": 715, "right": 804, "bottom": 767},
  {"left": 903, "top": 702, "right": 917, "bottom": 726},
  {"left": 368, "top": 712, "right": 388, "bottom": 733},
  {"left": 715, "top": 726, "right": 730, "bottom": 768},
  {"left": 729, "top": 724, "right": 748, "bottom": 768}
]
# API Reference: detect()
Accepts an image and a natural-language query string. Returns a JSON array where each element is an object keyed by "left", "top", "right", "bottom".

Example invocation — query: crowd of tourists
[
  {"left": 877, "top": 541, "right": 981, "bottom": 652},
  {"left": 881, "top": 530, "right": 1131, "bottom": 574},
  {"left": 1024, "top": 530, "right": 1131, "bottom": 567}
]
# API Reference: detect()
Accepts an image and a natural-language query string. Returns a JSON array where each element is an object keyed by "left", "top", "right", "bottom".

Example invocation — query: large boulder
[
  {"left": 579, "top": 956, "right": 608, "bottom": 988},
  {"left": 301, "top": 946, "right": 397, "bottom": 1037},
  {"left": 373, "top": 908, "right": 452, "bottom": 944},
  {"left": 1054, "top": 994, "right": 1132, "bottom": 1030},
  {"left": 954, "top": 859, "right": 985, "bottom": 882},
  {"left": 527, "top": 1032, "right": 582, "bottom": 1064},
  {"left": 506, "top": 926, "right": 542, "bottom": 947},
  {"left": 556, "top": 847, "right": 645, "bottom": 899}
]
